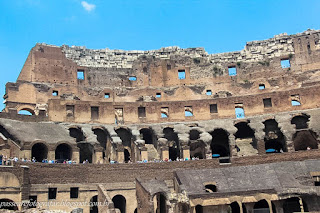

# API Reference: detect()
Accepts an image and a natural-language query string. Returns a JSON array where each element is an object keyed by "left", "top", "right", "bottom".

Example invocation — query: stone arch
[
  {"left": 293, "top": 130, "right": 319, "bottom": 151},
  {"left": 229, "top": 201, "right": 240, "bottom": 213},
  {"left": 112, "top": 194, "right": 126, "bottom": 213},
  {"left": 55, "top": 143, "right": 72, "bottom": 163},
  {"left": 92, "top": 127, "right": 111, "bottom": 160},
  {"left": 189, "top": 129, "right": 200, "bottom": 141},
  {"left": 115, "top": 127, "right": 133, "bottom": 147},
  {"left": 253, "top": 199, "right": 269, "bottom": 212},
  {"left": 291, "top": 114, "right": 310, "bottom": 129},
  {"left": 31, "top": 142, "right": 48, "bottom": 162},
  {"left": 0, "top": 199, "right": 18, "bottom": 210},
  {"left": 263, "top": 119, "right": 287, "bottom": 153},
  {"left": 234, "top": 122, "right": 257, "bottom": 156},
  {"left": 195, "top": 205, "right": 203, "bottom": 213},
  {"left": 69, "top": 126, "right": 85, "bottom": 142},
  {"left": 78, "top": 143, "right": 94, "bottom": 163},
  {"left": 283, "top": 197, "right": 308, "bottom": 213},
  {"left": 209, "top": 128, "right": 230, "bottom": 157},
  {"left": 90, "top": 195, "right": 98, "bottom": 213},
  {"left": 152, "top": 192, "right": 167, "bottom": 213},
  {"left": 163, "top": 127, "right": 180, "bottom": 160},
  {"left": 140, "top": 127, "right": 156, "bottom": 145},
  {"left": 17, "top": 105, "right": 35, "bottom": 115}
]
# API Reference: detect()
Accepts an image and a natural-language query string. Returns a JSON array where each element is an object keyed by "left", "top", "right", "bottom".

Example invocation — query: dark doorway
[
  {"left": 140, "top": 128, "right": 155, "bottom": 145},
  {"left": 210, "top": 129, "right": 230, "bottom": 157},
  {"left": 90, "top": 195, "right": 98, "bottom": 213},
  {"left": 230, "top": 202, "right": 240, "bottom": 213},
  {"left": 124, "top": 149, "right": 130, "bottom": 163},
  {"left": 55, "top": 144, "right": 71, "bottom": 162},
  {"left": 293, "top": 130, "right": 318, "bottom": 151},
  {"left": 253, "top": 200, "right": 269, "bottom": 213},
  {"left": 264, "top": 119, "right": 287, "bottom": 153},
  {"left": 163, "top": 127, "right": 180, "bottom": 160},
  {"left": 112, "top": 195, "right": 126, "bottom": 213},
  {"left": 195, "top": 205, "right": 203, "bottom": 213},
  {"left": 0, "top": 199, "right": 18, "bottom": 210},
  {"left": 32, "top": 143, "right": 48, "bottom": 162},
  {"left": 283, "top": 197, "right": 308, "bottom": 213},
  {"left": 77, "top": 143, "right": 93, "bottom": 163}
]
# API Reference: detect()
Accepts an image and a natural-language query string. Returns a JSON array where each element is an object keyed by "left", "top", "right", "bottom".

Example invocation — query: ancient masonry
[{"left": 1, "top": 29, "right": 320, "bottom": 213}]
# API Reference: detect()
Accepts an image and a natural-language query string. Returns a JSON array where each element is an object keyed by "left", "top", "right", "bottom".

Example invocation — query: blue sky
[{"left": 0, "top": 0, "right": 320, "bottom": 110}]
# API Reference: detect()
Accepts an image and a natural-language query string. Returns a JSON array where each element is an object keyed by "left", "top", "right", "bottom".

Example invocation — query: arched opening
[
  {"left": 242, "top": 204, "right": 247, "bottom": 213},
  {"left": 112, "top": 195, "right": 126, "bottom": 213},
  {"left": 116, "top": 128, "right": 133, "bottom": 162},
  {"left": 115, "top": 128, "right": 132, "bottom": 147},
  {"left": 154, "top": 193, "right": 166, "bottom": 213},
  {"left": 189, "top": 129, "right": 200, "bottom": 140},
  {"left": 235, "top": 122, "right": 257, "bottom": 156},
  {"left": 210, "top": 129, "right": 230, "bottom": 158},
  {"left": 253, "top": 200, "right": 269, "bottom": 213},
  {"left": 134, "top": 208, "right": 137, "bottom": 213},
  {"left": 229, "top": 202, "right": 240, "bottom": 213},
  {"left": 293, "top": 130, "right": 318, "bottom": 151},
  {"left": 69, "top": 127, "right": 85, "bottom": 142},
  {"left": 78, "top": 143, "right": 93, "bottom": 163},
  {"left": 31, "top": 143, "right": 48, "bottom": 162},
  {"left": 264, "top": 119, "right": 287, "bottom": 153},
  {"left": 93, "top": 128, "right": 111, "bottom": 160},
  {"left": 195, "top": 205, "right": 203, "bottom": 213},
  {"left": 140, "top": 128, "right": 155, "bottom": 145},
  {"left": 124, "top": 148, "right": 130, "bottom": 163},
  {"left": 291, "top": 114, "right": 309, "bottom": 129},
  {"left": 18, "top": 108, "right": 34, "bottom": 116},
  {"left": 204, "top": 184, "right": 217, "bottom": 193},
  {"left": 190, "top": 141, "right": 205, "bottom": 159},
  {"left": 90, "top": 195, "right": 98, "bottom": 213},
  {"left": 163, "top": 127, "right": 180, "bottom": 160},
  {"left": 0, "top": 199, "right": 18, "bottom": 210},
  {"left": 283, "top": 197, "right": 308, "bottom": 213},
  {"left": 55, "top": 143, "right": 72, "bottom": 163}
]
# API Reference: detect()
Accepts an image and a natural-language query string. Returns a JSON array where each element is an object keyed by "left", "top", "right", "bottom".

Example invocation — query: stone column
[
  {"left": 48, "top": 150, "right": 55, "bottom": 161},
  {"left": 94, "top": 146, "right": 104, "bottom": 164},
  {"left": 72, "top": 147, "right": 80, "bottom": 163},
  {"left": 117, "top": 146, "right": 124, "bottom": 163},
  {"left": 140, "top": 147, "right": 148, "bottom": 161},
  {"left": 161, "top": 147, "right": 169, "bottom": 160},
  {"left": 182, "top": 146, "right": 190, "bottom": 159}
]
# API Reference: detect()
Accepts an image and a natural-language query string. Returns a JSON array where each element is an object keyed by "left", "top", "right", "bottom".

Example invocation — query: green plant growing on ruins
[
  {"left": 258, "top": 60, "right": 270, "bottom": 66},
  {"left": 236, "top": 62, "right": 241, "bottom": 68},
  {"left": 243, "top": 79, "right": 249, "bottom": 84},
  {"left": 289, "top": 53, "right": 293, "bottom": 59}
]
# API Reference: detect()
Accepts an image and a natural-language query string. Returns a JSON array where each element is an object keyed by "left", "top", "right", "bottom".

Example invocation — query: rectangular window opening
[
  {"left": 48, "top": 188, "right": 57, "bottom": 200},
  {"left": 228, "top": 66, "right": 237, "bottom": 76},
  {"left": 161, "top": 107, "right": 169, "bottom": 118},
  {"left": 263, "top": 98, "right": 272, "bottom": 108},
  {"left": 259, "top": 84, "right": 265, "bottom": 90},
  {"left": 178, "top": 70, "right": 186, "bottom": 79},
  {"left": 206, "top": 90, "right": 212, "bottom": 95},
  {"left": 138, "top": 107, "right": 146, "bottom": 118},
  {"left": 91, "top": 106, "right": 99, "bottom": 120},
  {"left": 129, "top": 76, "right": 137, "bottom": 81},
  {"left": 315, "top": 181, "right": 320, "bottom": 186},
  {"left": 281, "top": 59, "right": 291, "bottom": 68},
  {"left": 70, "top": 187, "right": 79, "bottom": 199},
  {"left": 167, "top": 64, "right": 171, "bottom": 70},
  {"left": 235, "top": 103, "right": 245, "bottom": 119},
  {"left": 185, "top": 106, "right": 193, "bottom": 117},
  {"left": 52, "top": 90, "right": 58, "bottom": 96},
  {"left": 77, "top": 70, "right": 84, "bottom": 80},
  {"left": 156, "top": 93, "right": 161, "bottom": 98},
  {"left": 104, "top": 93, "right": 110, "bottom": 99},
  {"left": 210, "top": 104, "right": 218, "bottom": 113},
  {"left": 28, "top": 196, "right": 37, "bottom": 208},
  {"left": 66, "top": 105, "right": 75, "bottom": 118}
]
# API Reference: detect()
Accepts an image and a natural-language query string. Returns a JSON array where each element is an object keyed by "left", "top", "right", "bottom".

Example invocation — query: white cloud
[{"left": 81, "top": 1, "right": 96, "bottom": 12}]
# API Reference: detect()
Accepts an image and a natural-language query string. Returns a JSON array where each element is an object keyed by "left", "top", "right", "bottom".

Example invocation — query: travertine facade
[{"left": 1, "top": 29, "right": 320, "bottom": 213}]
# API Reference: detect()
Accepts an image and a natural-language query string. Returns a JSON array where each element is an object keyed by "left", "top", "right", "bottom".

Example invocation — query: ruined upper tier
[{"left": 4, "top": 29, "right": 320, "bottom": 124}]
